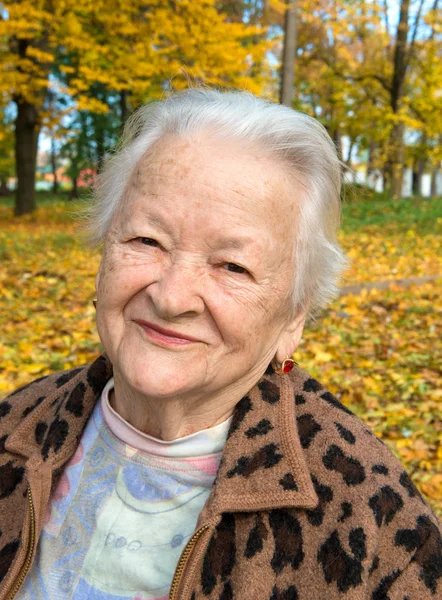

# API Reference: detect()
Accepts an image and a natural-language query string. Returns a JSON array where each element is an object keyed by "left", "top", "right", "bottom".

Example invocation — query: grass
[
  {"left": 0, "top": 191, "right": 91, "bottom": 223},
  {"left": 341, "top": 184, "right": 442, "bottom": 234},
  {"left": 0, "top": 190, "right": 90, "bottom": 207}
]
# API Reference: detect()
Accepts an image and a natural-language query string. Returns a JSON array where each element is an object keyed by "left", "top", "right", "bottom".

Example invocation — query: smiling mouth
[{"left": 134, "top": 320, "right": 199, "bottom": 346}]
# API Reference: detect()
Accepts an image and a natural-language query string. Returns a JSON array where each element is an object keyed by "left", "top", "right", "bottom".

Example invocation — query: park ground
[{"left": 0, "top": 189, "right": 441, "bottom": 516}]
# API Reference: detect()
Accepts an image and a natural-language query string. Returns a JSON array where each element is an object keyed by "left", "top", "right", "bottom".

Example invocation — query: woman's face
[{"left": 95, "top": 135, "right": 305, "bottom": 404}]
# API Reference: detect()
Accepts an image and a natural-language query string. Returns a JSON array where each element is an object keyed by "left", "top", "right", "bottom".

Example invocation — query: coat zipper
[
  {"left": 7, "top": 487, "right": 36, "bottom": 600},
  {"left": 169, "top": 524, "right": 210, "bottom": 600}
]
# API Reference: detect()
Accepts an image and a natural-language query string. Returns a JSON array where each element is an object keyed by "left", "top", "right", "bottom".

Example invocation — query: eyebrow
[
  {"left": 129, "top": 210, "right": 171, "bottom": 235},
  {"left": 128, "top": 198, "right": 263, "bottom": 257},
  {"left": 212, "top": 236, "right": 254, "bottom": 250},
  {"left": 144, "top": 213, "right": 169, "bottom": 231},
  {"left": 133, "top": 210, "right": 256, "bottom": 250}
]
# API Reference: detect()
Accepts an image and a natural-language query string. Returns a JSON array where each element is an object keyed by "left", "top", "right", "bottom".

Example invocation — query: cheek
[
  {"left": 220, "top": 282, "right": 292, "bottom": 352},
  {"left": 98, "top": 254, "right": 158, "bottom": 307},
  {"left": 211, "top": 290, "right": 283, "bottom": 350}
]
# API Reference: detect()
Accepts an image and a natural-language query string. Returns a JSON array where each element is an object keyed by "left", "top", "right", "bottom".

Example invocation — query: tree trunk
[
  {"left": 389, "top": 121, "right": 405, "bottom": 200},
  {"left": 345, "top": 138, "right": 355, "bottom": 166},
  {"left": 0, "top": 179, "right": 9, "bottom": 196},
  {"left": 95, "top": 124, "right": 105, "bottom": 173},
  {"left": 367, "top": 140, "right": 376, "bottom": 177},
  {"left": 412, "top": 166, "right": 419, "bottom": 196},
  {"left": 279, "top": 1, "right": 297, "bottom": 107},
  {"left": 51, "top": 136, "right": 58, "bottom": 194},
  {"left": 412, "top": 130, "right": 427, "bottom": 195},
  {"left": 70, "top": 176, "right": 79, "bottom": 200},
  {"left": 413, "top": 157, "right": 426, "bottom": 196},
  {"left": 387, "top": 0, "right": 410, "bottom": 200},
  {"left": 382, "top": 166, "right": 389, "bottom": 194},
  {"left": 430, "top": 165, "right": 439, "bottom": 197},
  {"left": 14, "top": 97, "right": 40, "bottom": 216},
  {"left": 391, "top": 0, "right": 410, "bottom": 114},
  {"left": 120, "top": 90, "right": 128, "bottom": 127}
]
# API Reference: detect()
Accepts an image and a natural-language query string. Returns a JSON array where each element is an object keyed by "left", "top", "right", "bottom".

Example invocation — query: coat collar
[{"left": 7, "top": 354, "right": 318, "bottom": 515}]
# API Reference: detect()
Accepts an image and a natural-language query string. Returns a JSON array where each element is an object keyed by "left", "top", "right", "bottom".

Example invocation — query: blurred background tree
[
  {"left": 0, "top": 104, "right": 15, "bottom": 195},
  {"left": 0, "top": 0, "right": 440, "bottom": 214}
]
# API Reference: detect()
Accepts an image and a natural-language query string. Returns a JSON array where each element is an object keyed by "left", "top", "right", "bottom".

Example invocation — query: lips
[{"left": 134, "top": 319, "right": 200, "bottom": 345}]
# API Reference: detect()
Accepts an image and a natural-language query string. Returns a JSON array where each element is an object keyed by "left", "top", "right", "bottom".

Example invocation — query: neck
[{"left": 110, "top": 376, "right": 247, "bottom": 440}]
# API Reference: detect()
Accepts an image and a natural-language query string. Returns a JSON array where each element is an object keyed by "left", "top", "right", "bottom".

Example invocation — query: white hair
[{"left": 84, "top": 88, "right": 347, "bottom": 317}]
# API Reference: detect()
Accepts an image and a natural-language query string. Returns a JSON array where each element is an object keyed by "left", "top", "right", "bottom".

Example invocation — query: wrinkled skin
[{"left": 95, "top": 134, "right": 307, "bottom": 439}]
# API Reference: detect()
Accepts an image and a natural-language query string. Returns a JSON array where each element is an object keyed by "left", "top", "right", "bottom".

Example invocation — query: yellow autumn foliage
[{"left": 1, "top": 0, "right": 269, "bottom": 125}]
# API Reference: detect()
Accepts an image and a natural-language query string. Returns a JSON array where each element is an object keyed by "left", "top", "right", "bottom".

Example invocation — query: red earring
[{"left": 272, "top": 358, "right": 296, "bottom": 376}]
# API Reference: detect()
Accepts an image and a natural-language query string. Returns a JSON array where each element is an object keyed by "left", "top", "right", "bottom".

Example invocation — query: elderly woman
[{"left": 0, "top": 89, "right": 440, "bottom": 600}]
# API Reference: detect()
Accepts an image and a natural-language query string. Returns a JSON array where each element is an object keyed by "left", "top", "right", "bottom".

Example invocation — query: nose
[{"left": 146, "top": 261, "right": 206, "bottom": 319}]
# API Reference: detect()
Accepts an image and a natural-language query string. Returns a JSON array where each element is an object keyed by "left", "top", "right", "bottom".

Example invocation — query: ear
[
  {"left": 95, "top": 269, "right": 101, "bottom": 293},
  {"left": 274, "top": 307, "right": 307, "bottom": 364}
]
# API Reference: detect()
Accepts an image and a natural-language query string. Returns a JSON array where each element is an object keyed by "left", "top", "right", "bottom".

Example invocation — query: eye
[
  {"left": 225, "top": 262, "right": 249, "bottom": 275},
  {"left": 139, "top": 237, "right": 160, "bottom": 247}
]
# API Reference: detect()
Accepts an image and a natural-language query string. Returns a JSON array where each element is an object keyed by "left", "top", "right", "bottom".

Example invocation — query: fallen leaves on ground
[
  {"left": 1, "top": 201, "right": 441, "bottom": 515},
  {"left": 297, "top": 281, "right": 442, "bottom": 515},
  {"left": 339, "top": 226, "right": 442, "bottom": 284}
]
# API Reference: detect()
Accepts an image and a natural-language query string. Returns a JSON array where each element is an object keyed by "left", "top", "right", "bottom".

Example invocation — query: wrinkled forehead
[{"left": 119, "top": 134, "right": 303, "bottom": 230}]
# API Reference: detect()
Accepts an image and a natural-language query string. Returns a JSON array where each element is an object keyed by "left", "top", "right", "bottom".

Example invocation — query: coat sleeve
[{"left": 379, "top": 518, "right": 442, "bottom": 600}]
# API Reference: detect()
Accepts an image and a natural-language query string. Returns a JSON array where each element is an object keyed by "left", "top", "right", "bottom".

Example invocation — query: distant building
[{"left": 36, "top": 150, "right": 70, "bottom": 191}]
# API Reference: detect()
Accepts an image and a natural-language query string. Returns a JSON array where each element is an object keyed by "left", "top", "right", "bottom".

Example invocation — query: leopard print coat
[{"left": 0, "top": 354, "right": 441, "bottom": 600}]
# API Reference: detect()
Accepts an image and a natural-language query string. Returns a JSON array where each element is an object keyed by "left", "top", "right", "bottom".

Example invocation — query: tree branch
[
  {"left": 405, "top": 0, "right": 425, "bottom": 72},
  {"left": 382, "top": 0, "right": 391, "bottom": 45}
]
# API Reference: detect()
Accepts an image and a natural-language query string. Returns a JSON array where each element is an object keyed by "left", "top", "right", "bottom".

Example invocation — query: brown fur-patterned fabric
[{"left": 0, "top": 354, "right": 441, "bottom": 599}]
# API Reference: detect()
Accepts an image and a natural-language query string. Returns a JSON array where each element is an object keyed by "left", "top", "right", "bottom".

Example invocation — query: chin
[{"left": 116, "top": 348, "right": 206, "bottom": 400}]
